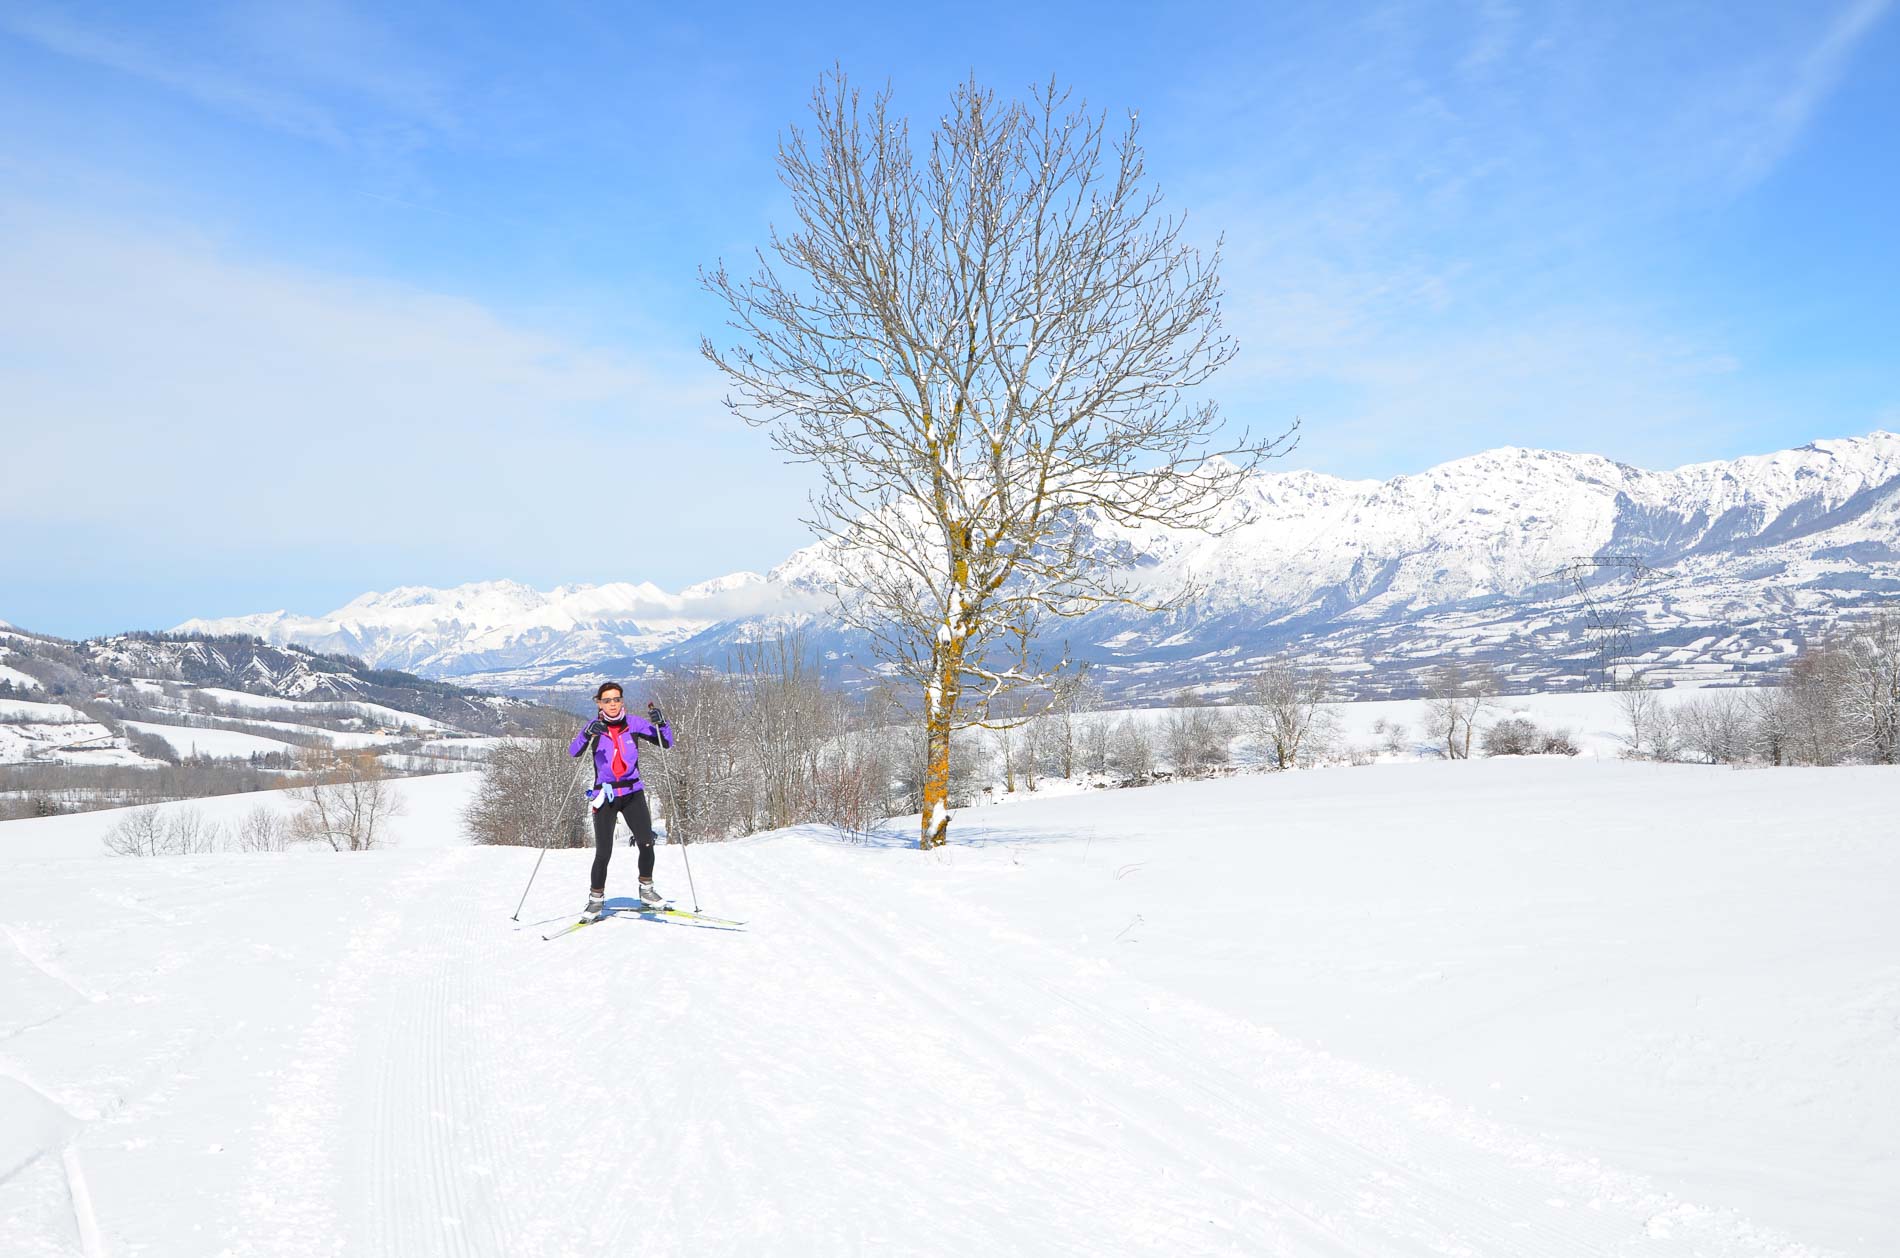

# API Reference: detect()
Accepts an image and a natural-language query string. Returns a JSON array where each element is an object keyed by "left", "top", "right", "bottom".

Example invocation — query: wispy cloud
[
  {"left": 1165, "top": 1, "right": 1893, "bottom": 476},
  {"left": 1729, "top": 0, "right": 1893, "bottom": 186},
  {"left": 0, "top": 1, "right": 458, "bottom": 154}
]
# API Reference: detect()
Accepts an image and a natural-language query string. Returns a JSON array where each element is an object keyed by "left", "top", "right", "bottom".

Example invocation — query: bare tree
[
  {"left": 1048, "top": 669, "right": 1103, "bottom": 780},
  {"left": 1777, "top": 648, "right": 1852, "bottom": 766},
  {"left": 702, "top": 72, "right": 1294, "bottom": 847},
  {"left": 1614, "top": 675, "right": 1666, "bottom": 759},
  {"left": 102, "top": 805, "right": 169, "bottom": 857},
  {"left": 1422, "top": 664, "right": 1493, "bottom": 760},
  {"left": 289, "top": 749, "right": 402, "bottom": 851},
  {"left": 1836, "top": 607, "right": 1900, "bottom": 764},
  {"left": 1241, "top": 658, "right": 1337, "bottom": 770}
]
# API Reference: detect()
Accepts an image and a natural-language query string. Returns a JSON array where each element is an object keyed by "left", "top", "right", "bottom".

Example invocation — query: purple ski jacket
[{"left": 570, "top": 714, "right": 672, "bottom": 791}]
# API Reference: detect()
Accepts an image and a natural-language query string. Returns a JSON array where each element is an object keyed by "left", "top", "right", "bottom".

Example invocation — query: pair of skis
[{"left": 542, "top": 902, "right": 746, "bottom": 940}]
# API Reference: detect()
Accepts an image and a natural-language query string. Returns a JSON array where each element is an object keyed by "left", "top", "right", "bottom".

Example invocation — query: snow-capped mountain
[{"left": 175, "top": 431, "right": 1900, "bottom": 699}]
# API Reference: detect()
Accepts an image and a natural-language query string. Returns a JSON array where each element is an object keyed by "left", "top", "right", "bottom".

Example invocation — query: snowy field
[
  {"left": 121, "top": 721, "right": 302, "bottom": 762},
  {"left": 2, "top": 758, "right": 1895, "bottom": 1256}
]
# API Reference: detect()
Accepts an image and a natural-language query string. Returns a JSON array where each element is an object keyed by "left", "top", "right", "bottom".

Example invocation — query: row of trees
[
  {"left": 101, "top": 749, "right": 402, "bottom": 854},
  {"left": 463, "top": 649, "right": 1374, "bottom": 849},
  {"left": 1617, "top": 608, "right": 1900, "bottom": 765}
]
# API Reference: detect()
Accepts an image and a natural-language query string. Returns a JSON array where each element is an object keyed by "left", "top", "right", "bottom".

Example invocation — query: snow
[
  {"left": 194, "top": 687, "right": 451, "bottom": 732},
  {"left": 121, "top": 720, "right": 301, "bottom": 761},
  {"left": 1, "top": 759, "right": 1892, "bottom": 1253},
  {"left": 0, "top": 664, "right": 44, "bottom": 692},
  {"left": 0, "top": 699, "right": 87, "bottom": 723}
]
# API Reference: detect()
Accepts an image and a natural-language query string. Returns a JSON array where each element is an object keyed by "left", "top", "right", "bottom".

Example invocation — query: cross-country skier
[{"left": 570, "top": 681, "right": 672, "bottom": 919}]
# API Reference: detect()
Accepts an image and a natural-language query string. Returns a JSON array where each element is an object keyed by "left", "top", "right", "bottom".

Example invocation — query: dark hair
[{"left": 593, "top": 682, "right": 624, "bottom": 701}]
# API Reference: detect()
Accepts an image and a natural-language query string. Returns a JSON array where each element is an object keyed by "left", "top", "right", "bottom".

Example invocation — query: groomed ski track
[{"left": 3, "top": 761, "right": 1891, "bottom": 1255}]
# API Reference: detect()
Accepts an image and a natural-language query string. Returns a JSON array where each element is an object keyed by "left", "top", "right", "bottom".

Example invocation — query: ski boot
[
  {"left": 583, "top": 891, "right": 605, "bottom": 921},
  {"left": 638, "top": 879, "right": 665, "bottom": 907}
]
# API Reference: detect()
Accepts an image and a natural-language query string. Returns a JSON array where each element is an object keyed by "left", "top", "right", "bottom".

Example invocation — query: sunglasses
[{"left": 598, "top": 696, "right": 625, "bottom": 705}]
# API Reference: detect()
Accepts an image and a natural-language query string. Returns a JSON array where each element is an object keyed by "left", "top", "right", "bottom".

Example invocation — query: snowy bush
[
  {"left": 1162, "top": 691, "right": 1234, "bottom": 777},
  {"left": 1370, "top": 718, "right": 1410, "bottom": 756},
  {"left": 1674, "top": 692, "right": 1752, "bottom": 764},
  {"left": 1480, "top": 717, "right": 1580, "bottom": 757},
  {"left": 1107, "top": 716, "right": 1156, "bottom": 780}
]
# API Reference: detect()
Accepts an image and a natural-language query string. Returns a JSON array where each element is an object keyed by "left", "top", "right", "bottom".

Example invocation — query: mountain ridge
[{"left": 169, "top": 430, "right": 1900, "bottom": 698}]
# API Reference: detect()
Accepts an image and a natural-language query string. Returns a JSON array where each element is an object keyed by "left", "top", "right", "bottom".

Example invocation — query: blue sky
[{"left": 2, "top": 0, "right": 1895, "bottom": 639}]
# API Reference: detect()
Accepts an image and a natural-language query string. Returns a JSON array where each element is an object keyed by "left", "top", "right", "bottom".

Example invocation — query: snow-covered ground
[
  {"left": 1, "top": 758, "right": 1894, "bottom": 1256},
  {"left": 121, "top": 720, "right": 302, "bottom": 762},
  {"left": 0, "top": 664, "right": 44, "bottom": 692}
]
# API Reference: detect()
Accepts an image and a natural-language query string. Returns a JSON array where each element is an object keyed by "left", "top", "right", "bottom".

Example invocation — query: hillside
[
  {"left": 0, "top": 623, "right": 548, "bottom": 797},
  {"left": 1, "top": 759, "right": 1893, "bottom": 1254},
  {"left": 175, "top": 431, "right": 1900, "bottom": 700}
]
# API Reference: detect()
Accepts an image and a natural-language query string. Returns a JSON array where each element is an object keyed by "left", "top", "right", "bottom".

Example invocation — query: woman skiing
[{"left": 569, "top": 681, "right": 672, "bottom": 919}]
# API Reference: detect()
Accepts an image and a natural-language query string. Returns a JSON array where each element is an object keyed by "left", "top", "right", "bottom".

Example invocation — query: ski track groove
[
  {"left": 990, "top": 915, "right": 1839, "bottom": 1258},
  {"left": 766, "top": 862, "right": 1364, "bottom": 1255},
  {"left": 658, "top": 850, "right": 1240, "bottom": 1252},
  {"left": 1, "top": 922, "right": 108, "bottom": 1005},
  {"left": 227, "top": 856, "right": 454, "bottom": 1257},
  {"left": 62, "top": 1143, "right": 106, "bottom": 1258},
  {"left": 958, "top": 884, "right": 1832, "bottom": 1258},
  {"left": 760, "top": 847, "right": 1829, "bottom": 1258}
]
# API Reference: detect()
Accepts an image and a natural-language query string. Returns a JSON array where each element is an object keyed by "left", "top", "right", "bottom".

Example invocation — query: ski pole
[
  {"left": 647, "top": 698, "right": 701, "bottom": 913},
  {"left": 511, "top": 735, "right": 596, "bottom": 920},
  {"left": 679, "top": 829, "right": 701, "bottom": 912}
]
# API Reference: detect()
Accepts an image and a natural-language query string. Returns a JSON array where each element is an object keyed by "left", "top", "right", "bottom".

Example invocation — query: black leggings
[{"left": 591, "top": 789, "right": 655, "bottom": 891}]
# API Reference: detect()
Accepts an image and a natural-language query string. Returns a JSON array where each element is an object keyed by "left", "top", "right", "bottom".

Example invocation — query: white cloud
[{"left": 0, "top": 201, "right": 725, "bottom": 552}]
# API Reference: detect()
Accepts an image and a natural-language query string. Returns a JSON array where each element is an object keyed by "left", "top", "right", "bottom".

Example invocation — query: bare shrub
[
  {"left": 1107, "top": 716, "right": 1157, "bottom": 781},
  {"left": 1481, "top": 717, "right": 1581, "bottom": 757},
  {"left": 809, "top": 729, "right": 898, "bottom": 837},
  {"left": 647, "top": 668, "right": 746, "bottom": 843},
  {"left": 1162, "top": 693, "right": 1234, "bottom": 777},
  {"left": 1481, "top": 717, "right": 1540, "bottom": 757},
  {"left": 236, "top": 805, "right": 291, "bottom": 853},
  {"left": 1370, "top": 717, "right": 1411, "bottom": 756},
  {"left": 1675, "top": 692, "right": 1751, "bottom": 764},
  {"left": 102, "top": 805, "right": 223, "bottom": 856},
  {"left": 1077, "top": 711, "right": 1114, "bottom": 776},
  {"left": 463, "top": 723, "right": 589, "bottom": 849}
]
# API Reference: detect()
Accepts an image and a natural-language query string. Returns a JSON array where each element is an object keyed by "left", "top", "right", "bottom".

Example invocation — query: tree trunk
[{"left": 920, "top": 641, "right": 962, "bottom": 849}]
